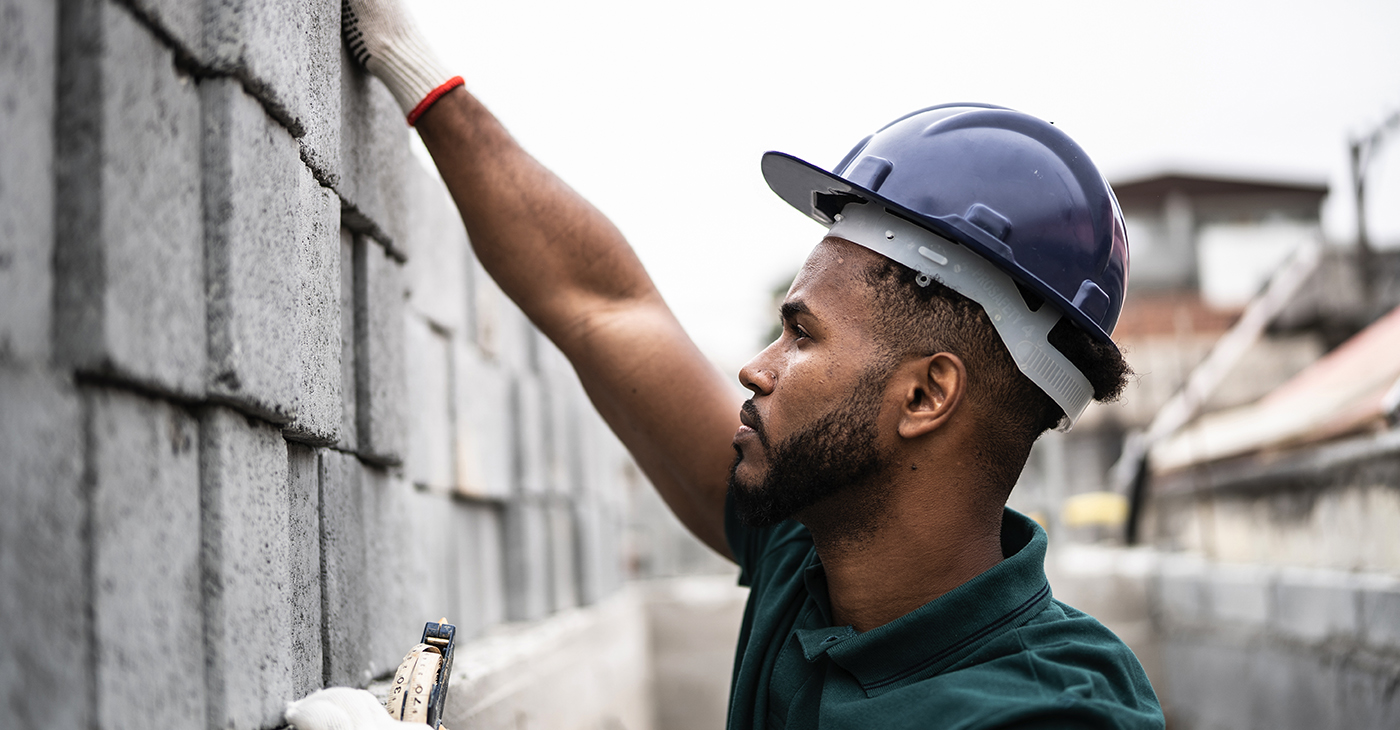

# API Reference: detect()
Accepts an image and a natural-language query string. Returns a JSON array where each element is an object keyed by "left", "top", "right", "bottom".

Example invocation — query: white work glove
[
  {"left": 285, "top": 687, "right": 423, "bottom": 730},
  {"left": 341, "top": 0, "right": 463, "bottom": 124}
]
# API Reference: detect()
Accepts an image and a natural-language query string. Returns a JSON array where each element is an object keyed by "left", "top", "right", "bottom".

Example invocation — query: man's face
[{"left": 728, "top": 239, "right": 896, "bottom": 528}]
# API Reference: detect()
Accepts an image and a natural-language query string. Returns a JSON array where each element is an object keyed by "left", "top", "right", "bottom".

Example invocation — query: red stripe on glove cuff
[{"left": 406, "top": 76, "right": 465, "bottom": 126}]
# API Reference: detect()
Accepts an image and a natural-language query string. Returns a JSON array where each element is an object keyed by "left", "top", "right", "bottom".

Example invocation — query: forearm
[{"left": 415, "top": 89, "right": 658, "bottom": 351}]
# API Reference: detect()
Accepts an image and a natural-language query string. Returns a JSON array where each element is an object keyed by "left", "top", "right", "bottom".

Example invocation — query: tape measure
[{"left": 386, "top": 619, "right": 455, "bottom": 728}]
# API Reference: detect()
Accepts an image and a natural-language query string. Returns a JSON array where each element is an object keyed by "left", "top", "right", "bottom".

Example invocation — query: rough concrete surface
[
  {"left": 451, "top": 501, "right": 508, "bottom": 641},
  {"left": 54, "top": 0, "right": 205, "bottom": 398},
  {"left": 319, "top": 448, "right": 371, "bottom": 687},
  {"left": 505, "top": 498, "right": 552, "bottom": 622},
  {"left": 0, "top": 0, "right": 56, "bottom": 363},
  {"left": 204, "top": 0, "right": 339, "bottom": 142},
  {"left": 200, "top": 406, "right": 294, "bottom": 730},
  {"left": 287, "top": 444, "right": 324, "bottom": 697},
  {"left": 90, "top": 388, "right": 206, "bottom": 729},
  {"left": 338, "top": 49, "right": 410, "bottom": 253},
  {"left": 338, "top": 227, "right": 360, "bottom": 451},
  {"left": 285, "top": 170, "right": 343, "bottom": 444},
  {"left": 403, "top": 158, "right": 471, "bottom": 333},
  {"left": 203, "top": 77, "right": 303, "bottom": 423},
  {"left": 0, "top": 368, "right": 89, "bottom": 730},
  {"left": 404, "top": 313, "right": 454, "bottom": 489},
  {"left": 453, "top": 342, "right": 514, "bottom": 498},
  {"left": 354, "top": 234, "right": 407, "bottom": 465}
]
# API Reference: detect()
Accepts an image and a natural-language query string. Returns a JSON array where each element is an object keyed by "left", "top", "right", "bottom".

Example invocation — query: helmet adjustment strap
[{"left": 827, "top": 202, "right": 1093, "bottom": 430}]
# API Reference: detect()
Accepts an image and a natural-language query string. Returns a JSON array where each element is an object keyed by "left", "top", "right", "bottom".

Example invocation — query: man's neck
[{"left": 800, "top": 480, "right": 1006, "bottom": 633}]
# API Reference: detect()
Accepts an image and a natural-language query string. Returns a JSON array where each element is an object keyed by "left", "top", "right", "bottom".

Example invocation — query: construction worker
[{"left": 288, "top": 1, "right": 1164, "bottom": 727}]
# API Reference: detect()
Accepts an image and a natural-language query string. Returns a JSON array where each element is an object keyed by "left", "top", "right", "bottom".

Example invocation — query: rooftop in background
[{"left": 1112, "top": 169, "right": 1329, "bottom": 208}]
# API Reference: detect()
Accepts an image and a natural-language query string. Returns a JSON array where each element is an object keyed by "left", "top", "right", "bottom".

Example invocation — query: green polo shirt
[{"left": 724, "top": 500, "right": 1164, "bottom": 730}]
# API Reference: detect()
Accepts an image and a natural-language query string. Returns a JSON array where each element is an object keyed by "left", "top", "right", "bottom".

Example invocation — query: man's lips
[{"left": 736, "top": 400, "right": 768, "bottom": 448}]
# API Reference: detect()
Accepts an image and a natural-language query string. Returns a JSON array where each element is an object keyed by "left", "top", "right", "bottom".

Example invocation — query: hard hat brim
[{"left": 760, "top": 150, "right": 1115, "bottom": 345}]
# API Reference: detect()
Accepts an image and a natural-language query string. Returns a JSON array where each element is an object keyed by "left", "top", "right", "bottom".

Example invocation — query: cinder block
[
  {"left": 123, "top": 0, "right": 202, "bottom": 59},
  {"left": 404, "top": 313, "right": 453, "bottom": 489},
  {"left": 354, "top": 234, "right": 407, "bottom": 465},
  {"left": 1246, "top": 645, "right": 1336, "bottom": 730},
  {"left": 54, "top": 0, "right": 205, "bottom": 398},
  {"left": 453, "top": 342, "right": 514, "bottom": 498},
  {"left": 89, "top": 389, "right": 205, "bottom": 729},
  {"left": 284, "top": 171, "right": 342, "bottom": 445},
  {"left": 403, "top": 158, "right": 471, "bottom": 333},
  {"left": 1158, "top": 638, "right": 1252, "bottom": 730},
  {"left": 339, "top": 48, "right": 411, "bottom": 254},
  {"left": 504, "top": 498, "right": 551, "bottom": 621},
  {"left": 319, "top": 449, "right": 370, "bottom": 687},
  {"left": 539, "top": 342, "right": 586, "bottom": 495},
  {"left": 203, "top": 77, "right": 303, "bottom": 423},
  {"left": 451, "top": 501, "right": 506, "bottom": 640},
  {"left": 361, "top": 465, "right": 437, "bottom": 676},
  {"left": 574, "top": 496, "right": 621, "bottom": 606},
  {"left": 1207, "top": 563, "right": 1273, "bottom": 628},
  {"left": 1271, "top": 569, "right": 1359, "bottom": 643},
  {"left": 204, "top": 0, "right": 340, "bottom": 167},
  {"left": 1151, "top": 553, "right": 1209, "bottom": 628},
  {"left": 547, "top": 499, "right": 580, "bottom": 612},
  {"left": 515, "top": 373, "right": 549, "bottom": 495},
  {"left": 1336, "top": 658, "right": 1400, "bottom": 729},
  {"left": 338, "top": 228, "right": 359, "bottom": 451},
  {"left": 200, "top": 406, "right": 293, "bottom": 730},
  {"left": 1358, "top": 576, "right": 1400, "bottom": 649},
  {"left": 287, "top": 444, "right": 323, "bottom": 697},
  {"left": 0, "top": 0, "right": 56, "bottom": 363},
  {"left": 0, "top": 369, "right": 88, "bottom": 730}
]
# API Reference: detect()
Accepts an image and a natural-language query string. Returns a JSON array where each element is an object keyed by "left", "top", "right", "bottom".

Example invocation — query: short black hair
[{"left": 859, "top": 258, "right": 1130, "bottom": 497}]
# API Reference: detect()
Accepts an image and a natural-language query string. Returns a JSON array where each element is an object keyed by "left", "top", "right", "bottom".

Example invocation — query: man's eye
[{"left": 791, "top": 324, "right": 811, "bottom": 340}]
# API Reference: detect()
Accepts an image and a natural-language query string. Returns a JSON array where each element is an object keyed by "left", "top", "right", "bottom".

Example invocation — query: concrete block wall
[
  {"left": 1048, "top": 545, "right": 1400, "bottom": 730},
  {"left": 0, "top": 2, "right": 638, "bottom": 727}
]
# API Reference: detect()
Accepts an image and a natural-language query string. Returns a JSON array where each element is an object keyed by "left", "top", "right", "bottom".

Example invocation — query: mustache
[{"left": 740, "top": 400, "right": 770, "bottom": 449}]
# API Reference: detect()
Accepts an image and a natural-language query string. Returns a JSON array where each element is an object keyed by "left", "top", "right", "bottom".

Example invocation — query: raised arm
[{"left": 343, "top": 0, "right": 740, "bottom": 556}]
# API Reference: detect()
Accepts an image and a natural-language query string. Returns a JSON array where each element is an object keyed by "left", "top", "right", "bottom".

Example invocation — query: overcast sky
[{"left": 407, "top": 0, "right": 1400, "bottom": 371}]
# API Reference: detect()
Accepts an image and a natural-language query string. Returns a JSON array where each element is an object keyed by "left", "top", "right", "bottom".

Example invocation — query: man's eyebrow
[{"left": 779, "top": 300, "right": 811, "bottom": 322}]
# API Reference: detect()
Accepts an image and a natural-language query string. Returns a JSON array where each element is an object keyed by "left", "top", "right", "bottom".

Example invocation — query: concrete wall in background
[{"left": 0, "top": 1, "right": 643, "bottom": 727}]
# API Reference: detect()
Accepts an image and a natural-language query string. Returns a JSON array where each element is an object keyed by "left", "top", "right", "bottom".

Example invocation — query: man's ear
[{"left": 896, "top": 352, "right": 966, "bottom": 440}]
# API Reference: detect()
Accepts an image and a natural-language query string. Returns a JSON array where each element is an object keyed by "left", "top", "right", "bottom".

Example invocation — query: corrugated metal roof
[{"left": 1151, "top": 304, "right": 1400, "bottom": 473}]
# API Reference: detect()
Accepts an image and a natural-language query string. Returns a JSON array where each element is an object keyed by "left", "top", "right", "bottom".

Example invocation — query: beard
[{"left": 727, "top": 369, "right": 892, "bottom": 532}]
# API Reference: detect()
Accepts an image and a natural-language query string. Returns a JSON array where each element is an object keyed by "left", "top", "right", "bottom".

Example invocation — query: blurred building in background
[{"left": 1009, "top": 167, "right": 1400, "bottom": 728}]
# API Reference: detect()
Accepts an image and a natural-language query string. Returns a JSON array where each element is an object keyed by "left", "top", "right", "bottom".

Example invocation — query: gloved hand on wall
[
  {"left": 285, "top": 687, "right": 425, "bottom": 730},
  {"left": 341, "top": 0, "right": 463, "bottom": 125}
]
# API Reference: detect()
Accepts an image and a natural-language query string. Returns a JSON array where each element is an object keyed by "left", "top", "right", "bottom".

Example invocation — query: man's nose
[{"left": 738, "top": 351, "right": 776, "bottom": 397}]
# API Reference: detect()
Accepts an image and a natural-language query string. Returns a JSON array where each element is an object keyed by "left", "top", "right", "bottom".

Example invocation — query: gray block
[
  {"left": 547, "top": 499, "right": 580, "bottom": 612},
  {"left": 1159, "top": 638, "right": 1252, "bottom": 730},
  {"left": 284, "top": 172, "right": 343, "bottom": 445},
  {"left": 1246, "top": 646, "right": 1336, "bottom": 730},
  {"left": 515, "top": 374, "right": 548, "bottom": 495},
  {"left": 287, "top": 444, "right": 323, "bottom": 697},
  {"left": 1207, "top": 563, "right": 1272, "bottom": 628},
  {"left": 404, "top": 314, "right": 454, "bottom": 489},
  {"left": 1271, "top": 569, "right": 1358, "bottom": 643},
  {"left": 362, "top": 469, "right": 443, "bottom": 674},
  {"left": 89, "top": 388, "right": 205, "bottom": 729},
  {"left": 1335, "top": 659, "right": 1400, "bottom": 729},
  {"left": 453, "top": 342, "right": 514, "bottom": 498},
  {"left": 339, "top": 48, "right": 410, "bottom": 254},
  {"left": 504, "top": 498, "right": 551, "bottom": 621},
  {"left": 338, "top": 228, "right": 359, "bottom": 451},
  {"left": 403, "top": 159, "right": 470, "bottom": 332},
  {"left": 124, "top": 0, "right": 203, "bottom": 59},
  {"left": 1358, "top": 577, "right": 1400, "bottom": 649},
  {"left": 0, "top": 369, "right": 88, "bottom": 730},
  {"left": 319, "top": 450, "right": 370, "bottom": 687},
  {"left": 54, "top": 0, "right": 205, "bottom": 398},
  {"left": 203, "top": 77, "right": 303, "bottom": 423},
  {"left": 354, "top": 234, "right": 406, "bottom": 465},
  {"left": 204, "top": 0, "right": 340, "bottom": 151},
  {"left": 451, "top": 501, "right": 506, "bottom": 641},
  {"left": 1151, "top": 553, "right": 1209, "bottom": 628},
  {"left": 0, "top": 0, "right": 56, "bottom": 363},
  {"left": 200, "top": 406, "right": 293, "bottom": 730}
]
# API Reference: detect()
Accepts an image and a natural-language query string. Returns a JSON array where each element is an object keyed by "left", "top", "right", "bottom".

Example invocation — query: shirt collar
[{"left": 794, "top": 509, "right": 1053, "bottom": 695}]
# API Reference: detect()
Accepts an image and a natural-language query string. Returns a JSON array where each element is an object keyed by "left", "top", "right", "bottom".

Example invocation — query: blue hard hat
[{"left": 762, "top": 103, "right": 1129, "bottom": 345}]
